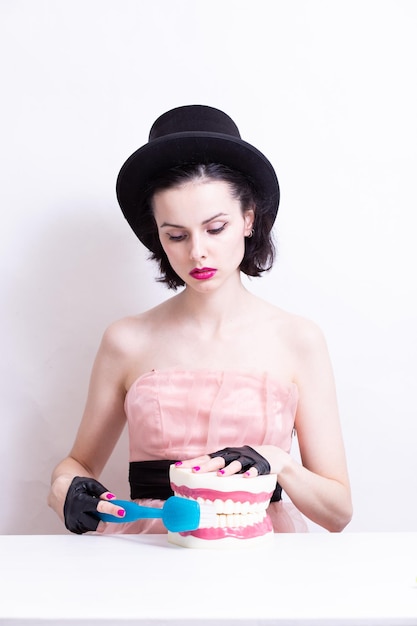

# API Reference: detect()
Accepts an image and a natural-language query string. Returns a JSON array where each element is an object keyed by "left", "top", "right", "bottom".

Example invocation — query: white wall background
[{"left": 1, "top": 0, "right": 416, "bottom": 534}]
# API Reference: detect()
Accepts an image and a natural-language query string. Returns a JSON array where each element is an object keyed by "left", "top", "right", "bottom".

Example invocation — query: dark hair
[{"left": 140, "top": 163, "right": 276, "bottom": 290}]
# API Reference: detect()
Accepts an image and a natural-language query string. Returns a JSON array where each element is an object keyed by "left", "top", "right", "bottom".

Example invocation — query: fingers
[
  {"left": 216, "top": 459, "right": 241, "bottom": 476},
  {"left": 242, "top": 466, "right": 259, "bottom": 478},
  {"left": 175, "top": 455, "right": 226, "bottom": 474},
  {"left": 208, "top": 445, "right": 270, "bottom": 475},
  {"left": 216, "top": 462, "right": 259, "bottom": 477},
  {"left": 176, "top": 446, "right": 270, "bottom": 477},
  {"left": 63, "top": 477, "right": 124, "bottom": 533},
  {"left": 96, "top": 496, "right": 126, "bottom": 519},
  {"left": 176, "top": 456, "right": 256, "bottom": 477},
  {"left": 100, "top": 491, "right": 116, "bottom": 501},
  {"left": 175, "top": 455, "right": 212, "bottom": 470}
]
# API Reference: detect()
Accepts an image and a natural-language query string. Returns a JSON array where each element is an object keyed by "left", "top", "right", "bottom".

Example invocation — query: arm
[
  {"left": 279, "top": 318, "right": 352, "bottom": 531},
  {"left": 48, "top": 322, "right": 131, "bottom": 524},
  {"left": 250, "top": 320, "right": 352, "bottom": 531}
]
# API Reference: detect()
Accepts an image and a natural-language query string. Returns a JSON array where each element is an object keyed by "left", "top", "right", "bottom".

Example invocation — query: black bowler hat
[{"left": 116, "top": 105, "right": 280, "bottom": 249}]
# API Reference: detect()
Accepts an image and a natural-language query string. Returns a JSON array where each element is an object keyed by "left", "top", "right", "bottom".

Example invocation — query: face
[{"left": 152, "top": 180, "right": 254, "bottom": 291}]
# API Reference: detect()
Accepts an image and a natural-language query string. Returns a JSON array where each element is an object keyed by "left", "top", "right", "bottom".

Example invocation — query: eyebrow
[{"left": 159, "top": 213, "right": 228, "bottom": 229}]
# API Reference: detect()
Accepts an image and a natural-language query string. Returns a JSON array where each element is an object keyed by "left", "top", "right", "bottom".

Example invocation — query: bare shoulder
[
  {"left": 256, "top": 297, "right": 326, "bottom": 346},
  {"left": 255, "top": 298, "right": 330, "bottom": 365},
  {"left": 100, "top": 316, "right": 142, "bottom": 356},
  {"left": 101, "top": 306, "right": 160, "bottom": 355},
  {"left": 275, "top": 309, "right": 335, "bottom": 393},
  {"left": 283, "top": 310, "right": 328, "bottom": 354},
  {"left": 98, "top": 298, "right": 174, "bottom": 366}
]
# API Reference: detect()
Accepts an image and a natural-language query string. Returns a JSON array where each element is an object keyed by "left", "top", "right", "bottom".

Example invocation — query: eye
[
  {"left": 167, "top": 233, "right": 187, "bottom": 242},
  {"left": 207, "top": 222, "right": 227, "bottom": 235}
]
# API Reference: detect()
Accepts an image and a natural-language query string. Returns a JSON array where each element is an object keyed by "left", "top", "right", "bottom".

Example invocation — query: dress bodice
[{"left": 125, "top": 369, "right": 299, "bottom": 461}]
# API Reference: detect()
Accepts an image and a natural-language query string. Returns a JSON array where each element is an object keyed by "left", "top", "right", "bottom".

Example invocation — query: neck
[{"left": 173, "top": 273, "right": 252, "bottom": 334}]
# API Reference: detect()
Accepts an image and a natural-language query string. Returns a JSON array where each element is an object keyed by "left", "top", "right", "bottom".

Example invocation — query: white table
[{"left": 0, "top": 532, "right": 416, "bottom": 625}]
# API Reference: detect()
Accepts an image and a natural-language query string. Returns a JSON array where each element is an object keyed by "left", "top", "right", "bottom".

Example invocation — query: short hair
[{"left": 140, "top": 163, "right": 276, "bottom": 290}]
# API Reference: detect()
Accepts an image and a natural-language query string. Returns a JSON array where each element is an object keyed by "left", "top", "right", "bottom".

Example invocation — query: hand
[
  {"left": 178, "top": 445, "right": 287, "bottom": 477},
  {"left": 63, "top": 476, "right": 121, "bottom": 534}
]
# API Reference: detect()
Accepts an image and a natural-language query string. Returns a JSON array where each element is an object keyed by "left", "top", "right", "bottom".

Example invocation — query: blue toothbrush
[{"left": 97, "top": 497, "right": 215, "bottom": 532}]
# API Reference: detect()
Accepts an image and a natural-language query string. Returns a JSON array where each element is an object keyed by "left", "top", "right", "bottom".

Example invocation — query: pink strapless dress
[{"left": 98, "top": 369, "right": 308, "bottom": 534}]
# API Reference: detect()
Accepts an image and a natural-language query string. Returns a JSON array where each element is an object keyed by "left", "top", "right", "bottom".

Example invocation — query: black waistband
[
  {"left": 129, "top": 460, "right": 282, "bottom": 502},
  {"left": 129, "top": 460, "right": 176, "bottom": 500}
]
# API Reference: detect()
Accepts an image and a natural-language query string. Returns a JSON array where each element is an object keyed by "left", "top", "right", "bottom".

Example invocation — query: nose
[{"left": 189, "top": 234, "right": 207, "bottom": 261}]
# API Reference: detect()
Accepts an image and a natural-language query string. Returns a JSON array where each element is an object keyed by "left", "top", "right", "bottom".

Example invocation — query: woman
[{"left": 48, "top": 105, "right": 352, "bottom": 534}]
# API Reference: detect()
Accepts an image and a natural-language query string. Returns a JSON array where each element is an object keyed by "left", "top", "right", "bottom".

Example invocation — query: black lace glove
[
  {"left": 63, "top": 476, "right": 110, "bottom": 534},
  {"left": 208, "top": 445, "right": 271, "bottom": 475}
]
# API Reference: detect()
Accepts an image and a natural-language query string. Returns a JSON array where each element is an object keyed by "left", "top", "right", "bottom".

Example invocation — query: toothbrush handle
[{"left": 96, "top": 499, "right": 164, "bottom": 523}]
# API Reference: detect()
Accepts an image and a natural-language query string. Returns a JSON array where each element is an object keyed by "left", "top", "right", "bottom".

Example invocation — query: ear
[{"left": 243, "top": 208, "right": 255, "bottom": 236}]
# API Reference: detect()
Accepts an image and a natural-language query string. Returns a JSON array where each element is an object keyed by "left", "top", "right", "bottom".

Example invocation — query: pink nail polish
[
  {"left": 244, "top": 471, "right": 250, "bottom": 476},
  {"left": 117, "top": 509, "right": 125, "bottom": 517},
  {"left": 106, "top": 493, "right": 116, "bottom": 500},
  {"left": 193, "top": 466, "right": 200, "bottom": 471},
  {"left": 218, "top": 469, "right": 225, "bottom": 475},
  {"left": 175, "top": 461, "right": 183, "bottom": 466}
]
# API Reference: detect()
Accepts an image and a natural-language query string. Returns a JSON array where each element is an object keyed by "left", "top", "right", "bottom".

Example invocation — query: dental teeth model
[{"left": 169, "top": 465, "right": 277, "bottom": 548}]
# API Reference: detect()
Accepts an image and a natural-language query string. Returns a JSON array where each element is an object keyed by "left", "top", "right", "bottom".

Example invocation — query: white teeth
[
  {"left": 229, "top": 514, "right": 240, "bottom": 527},
  {"left": 241, "top": 501, "right": 250, "bottom": 514},
  {"left": 214, "top": 498, "right": 224, "bottom": 513},
  {"left": 211, "top": 498, "right": 269, "bottom": 515},
  {"left": 214, "top": 511, "right": 266, "bottom": 529},
  {"left": 173, "top": 491, "right": 270, "bottom": 524}
]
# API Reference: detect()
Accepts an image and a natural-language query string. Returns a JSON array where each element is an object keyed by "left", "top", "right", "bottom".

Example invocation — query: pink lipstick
[{"left": 189, "top": 267, "right": 217, "bottom": 280}]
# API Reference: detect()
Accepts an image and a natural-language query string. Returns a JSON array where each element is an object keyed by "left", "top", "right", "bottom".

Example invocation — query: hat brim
[{"left": 116, "top": 131, "right": 279, "bottom": 248}]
